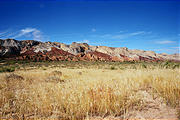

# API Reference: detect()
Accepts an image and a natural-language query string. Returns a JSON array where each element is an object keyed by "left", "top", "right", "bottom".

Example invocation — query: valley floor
[{"left": 0, "top": 61, "right": 180, "bottom": 120}]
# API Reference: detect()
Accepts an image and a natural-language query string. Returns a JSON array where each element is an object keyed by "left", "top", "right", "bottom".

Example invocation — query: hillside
[{"left": 0, "top": 39, "right": 179, "bottom": 62}]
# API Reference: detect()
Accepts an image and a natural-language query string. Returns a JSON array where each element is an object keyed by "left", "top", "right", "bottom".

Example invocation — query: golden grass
[{"left": 0, "top": 67, "right": 180, "bottom": 119}]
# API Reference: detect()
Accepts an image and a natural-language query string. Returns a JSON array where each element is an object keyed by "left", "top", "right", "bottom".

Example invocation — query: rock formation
[{"left": 0, "top": 39, "right": 179, "bottom": 62}]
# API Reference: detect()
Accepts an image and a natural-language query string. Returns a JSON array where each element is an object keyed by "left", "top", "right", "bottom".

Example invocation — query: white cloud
[
  {"left": 0, "top": 28, "right": 50, "bottom": 41},
  {"left": 91, "top": 31, "right": 150, "bottom": 40},
  {"left": 13, "top": 28, "right": 43, "bottom": 41},
  {"left": 155, "top": 48, "right": 179, "bottom": 54},
  {"left": 117, "top": 31, "right": 125, "bottom": 33},
  {"left": 92, "top": 28, "right": 96, "bottom": 32},
  {"left": 156, "top": 40, "right": 175, "bottom": 44},
  {"left": 129, "top": 31, "right": 145, "bottom": 36},
  {"left": 100, "top": 34, "right": 112, "bottom": 38},
  {"left": 171, "top": 47, "right": 180, "bottom": 53},
  {"left": 0, "top": 29, "right": 14, "bottom": 38},
  {"left": 83, "top": 39, "right": 89, "bottom": 43},
  {"left": 77, "top": 39, "right": 89, "bottom": 43},
  {"left": 32, "top": 29, "right": 42, "bottom": 40},
  {"left": 112, "top": 31, "right": 146, "bottom": 39},
  {"left": 0, "top": 31, "right": 8, "bottom": 36}
]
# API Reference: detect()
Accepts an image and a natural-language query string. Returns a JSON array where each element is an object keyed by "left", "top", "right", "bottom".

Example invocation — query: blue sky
[{"left": 0, "top": 0, "right": 179, "bottom": 54}]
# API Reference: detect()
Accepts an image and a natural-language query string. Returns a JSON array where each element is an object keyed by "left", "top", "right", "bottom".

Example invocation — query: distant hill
[{"left": 0, "top": 39, "right": 179, "bottom": 62}]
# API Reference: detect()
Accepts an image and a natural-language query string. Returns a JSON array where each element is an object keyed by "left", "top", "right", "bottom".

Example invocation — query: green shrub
[
  {"left": 131, "top": 65, "right": 137, "bottom": 69},
  {"left": 172, "top": 64, "right": 179, "bottom": 69},
  {"left": 110, "top": 66, "right": 116, "bottom": 70},
  {"left": 161, "top": 61, "right": 180, "bottom": 69},
  {"left": 142, "top": 64, "right": 147, "bottom": 68},
  {"left": 0, "top": 66, "right": 15, "bottom": 73}
]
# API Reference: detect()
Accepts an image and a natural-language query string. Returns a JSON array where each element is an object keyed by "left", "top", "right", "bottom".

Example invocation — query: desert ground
[{"left": 0, "top": 60, "right": 180, "bottom": 120}]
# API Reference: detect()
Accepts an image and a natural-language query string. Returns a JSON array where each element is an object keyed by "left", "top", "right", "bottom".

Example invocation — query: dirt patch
[{"left": 89, "top": 90, "right": 179, "bottom": 120}]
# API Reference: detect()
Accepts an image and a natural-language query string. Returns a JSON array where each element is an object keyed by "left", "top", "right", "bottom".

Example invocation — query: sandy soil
[{"left": 89, "top": 90, "right": 179, "bottom": 120}]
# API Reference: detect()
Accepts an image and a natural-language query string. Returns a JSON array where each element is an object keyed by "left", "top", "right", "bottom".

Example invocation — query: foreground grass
[{"left": 0, "top": 61, "right": 180, "bottom": 119}]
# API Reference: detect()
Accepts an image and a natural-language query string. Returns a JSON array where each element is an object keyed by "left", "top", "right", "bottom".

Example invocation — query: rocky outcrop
[
  {"left": 0, "top": 39, "right": 22, "bottom": 57},
  {"left": 76, "top": 51, "right": 113, "bottom": 61},
  {"left": 0, "top": 39, "right": 179, "bottom": 62}
]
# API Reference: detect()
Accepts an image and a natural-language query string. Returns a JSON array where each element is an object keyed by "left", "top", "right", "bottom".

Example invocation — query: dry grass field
[{"left": 0, "top": 61, "right": 180, "bottom": 120}]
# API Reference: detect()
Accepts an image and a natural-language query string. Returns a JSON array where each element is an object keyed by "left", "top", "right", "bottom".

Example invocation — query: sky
[{"left": 0, "top": 0, "right": 179, "bottom": 54}]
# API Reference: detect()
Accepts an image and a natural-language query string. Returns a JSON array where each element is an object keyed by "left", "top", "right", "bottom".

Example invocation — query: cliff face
[{"left": 0, "top": 39, "right": 179, "bottom": 62}]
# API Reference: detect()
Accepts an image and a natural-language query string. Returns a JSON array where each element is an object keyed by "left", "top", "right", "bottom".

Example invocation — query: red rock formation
[
  {"left": 111, "top": 56, "right": 123, "bottom": 62},
  {"left": 1, "top": 39, "right": 179, "bottom": 62},
  {"left": 84, "top": 51, "right": 112, "bottom": 61},
  {"left": 21, "top": 49, "right": 37, "bottom": 56},
  {"left": 46, "top": 47, "right": 74, "bottom": 56},
  {"left": 120, "top": 54, "right": 131, "bottom": 61}
]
